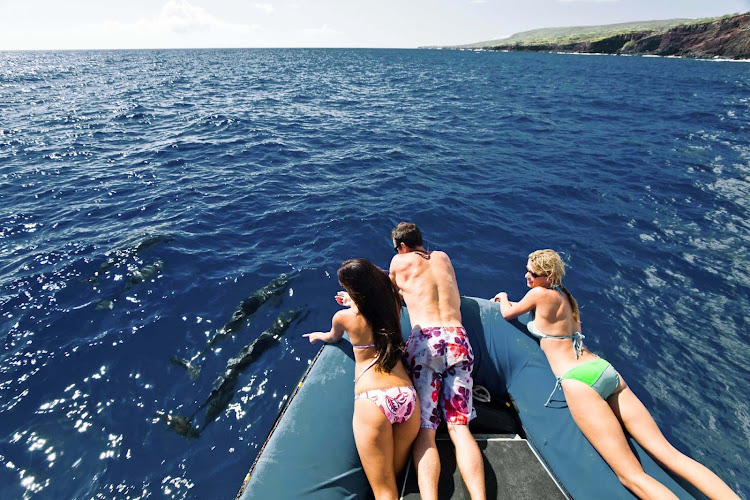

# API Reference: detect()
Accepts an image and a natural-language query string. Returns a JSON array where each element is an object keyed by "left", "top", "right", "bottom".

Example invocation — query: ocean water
[{"left": 1, "top": 48, "right": 748, "bottom": 499}]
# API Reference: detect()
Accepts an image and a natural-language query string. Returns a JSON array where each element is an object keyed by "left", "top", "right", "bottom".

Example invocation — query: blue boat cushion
[
  {"left": 456, "top": 297, "right": 704, "bottom": 500},
  {"left": 241, "top": 296, "right": 704, "bottom": 500}
]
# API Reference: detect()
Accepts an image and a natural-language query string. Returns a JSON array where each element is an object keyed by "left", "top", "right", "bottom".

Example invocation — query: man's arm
[
  {"left": 440, "top": 252, "right": 459, "bottom": 285},
  {"left": 388, "top": 257, "right": 401, "bottom": 295},
  {"left": 389, "top": 258, "right": 408, "bottom": 306}
]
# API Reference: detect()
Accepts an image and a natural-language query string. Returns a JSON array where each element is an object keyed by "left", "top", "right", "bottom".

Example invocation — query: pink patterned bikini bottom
[{"left": 354, "top": 385, "right": 417, "bottom": 424}]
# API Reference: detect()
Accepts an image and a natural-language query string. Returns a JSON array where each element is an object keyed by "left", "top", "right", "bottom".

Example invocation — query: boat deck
[
  {"left": 399, "top": 400, "right": 568, "bottom": 499},
  {"left": 238, "top": 298, "right": 703, "bottom": 499},
  {"left": 400, "top": 435, "right": 566, "bottom": 500}
]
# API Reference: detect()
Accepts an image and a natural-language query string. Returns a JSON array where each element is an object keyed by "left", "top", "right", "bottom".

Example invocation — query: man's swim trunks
[{"left": 404, "top": 326, "right": 476, "bottom": 430}]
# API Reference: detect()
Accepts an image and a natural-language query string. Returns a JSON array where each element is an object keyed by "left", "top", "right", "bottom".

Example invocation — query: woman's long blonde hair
[{"left": 528, "top": 249, "right": 580, "bottom": 323}]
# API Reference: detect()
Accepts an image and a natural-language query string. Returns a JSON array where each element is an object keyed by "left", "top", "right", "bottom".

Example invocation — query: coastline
[
  {"left": 450, "top": 46, "right": 750, "bottom": 63},
  {"left": 436, "top": 12, "right": 750, "bottom": 61}
]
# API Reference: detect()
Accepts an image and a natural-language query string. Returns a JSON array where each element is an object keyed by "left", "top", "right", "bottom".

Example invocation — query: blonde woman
[
  {"left": 493, "top": 249, "right": 738, "bottom": 500},
  {"left": 305, "top": 258, "right": 420, "bottom": 500}
]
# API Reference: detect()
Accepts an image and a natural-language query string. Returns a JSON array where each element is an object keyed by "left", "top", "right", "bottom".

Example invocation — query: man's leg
[
  {"left": 447, "top": 424, "right": 485, "bottom": 500},
  {"left": 412, "top": 428, "right": 440, "bottom": 500},
  {"left": 441, "top": 330, "right": 485, "bottom": 499}
]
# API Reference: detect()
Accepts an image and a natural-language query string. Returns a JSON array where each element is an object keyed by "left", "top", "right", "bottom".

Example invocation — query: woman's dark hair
[{"left": 338, "top": 258, "right": 403, "bottom": 373}]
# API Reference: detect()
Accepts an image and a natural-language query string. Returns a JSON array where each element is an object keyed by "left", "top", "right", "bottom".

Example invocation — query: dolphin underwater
[
  {"left": 169, "top": 273, "right": 292, "bottom": 379},
  {"left": 160, "top": 308, "right": 302, "bottom": 438},
  {"left": 155, "top": 411, "right": 200, "bottom": 439},
  {"left": 124, "top": 260, "right": 164, "bottom": 291},
  {"left": 96, "top": 259, "right": 164, "bottom": 310},
  {"left": 88, "top": 234, "right": 171, "bottom": 284}
]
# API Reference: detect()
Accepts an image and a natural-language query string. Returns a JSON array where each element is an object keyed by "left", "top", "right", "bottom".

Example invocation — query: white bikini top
[{"left": 527, "top": 286, "right": 585, "bottom": 359}]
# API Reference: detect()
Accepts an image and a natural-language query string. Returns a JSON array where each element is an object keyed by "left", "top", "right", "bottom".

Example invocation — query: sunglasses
[
  {"left": 527, "top": 268, "right": 546, "bottom": 278},
  {"left": 393, "top": 242, "right": 401, "bottom": 253}
]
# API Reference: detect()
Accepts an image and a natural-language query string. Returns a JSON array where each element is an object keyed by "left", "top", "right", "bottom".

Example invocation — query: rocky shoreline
[{"left": 474, "top": 13, "right": 750, "bottom": 60}]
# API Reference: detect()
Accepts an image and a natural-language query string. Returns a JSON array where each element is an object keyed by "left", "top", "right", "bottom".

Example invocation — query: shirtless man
[{"left": 388, "top": 222, "right": 485, "bottom": 500}]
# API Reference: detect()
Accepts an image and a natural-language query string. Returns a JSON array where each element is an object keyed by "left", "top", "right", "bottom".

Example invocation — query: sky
[{"left": 1, "top": 0, "right": 748, "bottom": 50}]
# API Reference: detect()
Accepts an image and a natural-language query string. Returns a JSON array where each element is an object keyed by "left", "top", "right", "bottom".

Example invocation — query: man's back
[
  {"left": 388, "top": 222, "right": 486, "bottom": 499},
  {"left": 389, "top": 250, "right": 462, "bottom": 328}
]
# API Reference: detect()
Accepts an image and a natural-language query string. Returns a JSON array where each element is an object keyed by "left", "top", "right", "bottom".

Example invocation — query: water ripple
[{"left": 1, "top": 49, "right": 749, "bottom": 499}]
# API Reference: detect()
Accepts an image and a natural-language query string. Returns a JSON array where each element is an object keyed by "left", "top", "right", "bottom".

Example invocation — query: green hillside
[{"left": 450, "top": 16, "right": 730, "bottom": 49}]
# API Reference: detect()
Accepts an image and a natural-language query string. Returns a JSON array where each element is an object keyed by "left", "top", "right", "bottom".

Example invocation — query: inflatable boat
[{"left": 236, "top": 297, "right": 705, "bottom": 499}]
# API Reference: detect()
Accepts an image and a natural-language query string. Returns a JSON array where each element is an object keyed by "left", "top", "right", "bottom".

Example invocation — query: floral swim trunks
[{"left": 404, "top": 326, "right": 476, "bottom": 430}]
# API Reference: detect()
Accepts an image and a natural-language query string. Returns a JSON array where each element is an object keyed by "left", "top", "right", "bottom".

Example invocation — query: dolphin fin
[
  {"left": 169, "top": 357, "right": 202, "bottom": 380},
  {"left": 96, "top": 300, "right": 114, "bottom": 310},
  {"left": 156, "top": 411, "right": 201, "bottom": 438}
]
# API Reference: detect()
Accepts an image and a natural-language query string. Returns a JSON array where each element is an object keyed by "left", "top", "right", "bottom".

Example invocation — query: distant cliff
[{"left": 450, "top": 13, "right": 750, "bottom": 60}]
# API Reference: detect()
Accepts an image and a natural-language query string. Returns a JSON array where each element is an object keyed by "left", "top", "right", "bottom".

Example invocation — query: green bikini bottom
[{"left": 545, "top": 358, "right": 621, "bottom": 407}]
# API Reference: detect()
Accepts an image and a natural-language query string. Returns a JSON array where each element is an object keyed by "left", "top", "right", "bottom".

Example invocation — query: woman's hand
[
  {"left": 305, "top": 311, "right": 347, "bottom": 345},
  {"left": 303, "top": 332, "right": 326, "bottom": 344},
  {"left": 492, "top": 292, "right": 508, "bottom": 303},
  {"left": 335, "top": 291, "right": 353, "bottom": 307}
]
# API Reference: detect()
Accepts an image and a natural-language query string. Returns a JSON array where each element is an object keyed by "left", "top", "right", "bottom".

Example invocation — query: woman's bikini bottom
[
  {"left": 354, "top": 386, "right": 417, "bottom": 424},
  {"left": 545, "top": 358, "right": 620, "bottom": 407}
]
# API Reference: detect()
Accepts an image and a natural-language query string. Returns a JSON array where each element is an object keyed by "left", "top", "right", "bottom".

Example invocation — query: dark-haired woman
[
  {"left": 305, "top": 258, "right": 420, "bottom": 500},
  {"left": 493, "top": 249, "right": 739, "bottom": 500}
]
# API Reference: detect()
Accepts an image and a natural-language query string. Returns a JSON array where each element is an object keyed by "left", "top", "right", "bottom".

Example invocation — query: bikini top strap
[
  {"left": 352, "top": 343, "right": 375, "bottom": 349},
  {"left": 528, "top": 318, "right": 575, "bottom": 340},
  {"left": 354, "top": 355, "right": 379, "bottom": 383},
  {"left": 572, "top": 331, "right": 585, "bottom": 359},
  {"left": 552, "top": 288, "right": 584, "bottom": 357},
  {"left": 529, "top": 317, "right": 585, "bottom": 358}
]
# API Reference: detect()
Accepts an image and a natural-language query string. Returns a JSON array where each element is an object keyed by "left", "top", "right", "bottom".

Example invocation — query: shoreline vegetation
[{"left": 429, "top": 12, "right": 750, "bottom": 60}]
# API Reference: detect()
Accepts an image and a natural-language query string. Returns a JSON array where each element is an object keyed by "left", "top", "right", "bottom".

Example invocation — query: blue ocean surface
[{"left": 1, "top": 48, "right": 748, "bottom": 499}]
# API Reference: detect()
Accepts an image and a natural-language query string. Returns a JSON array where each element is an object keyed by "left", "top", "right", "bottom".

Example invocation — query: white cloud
[
  {"left": 0, "top": 0, "right": 264, "bottom": 49},
  {"left": 298, "top": 23, "right": 343, "bottom": 45},
  {"left": 94, "top": 0, "right": 258, "bottom": 35},
  {"left": 254, "top": 3, "right": 274, "bottom": 14},
  {"left": 557, "top": 0, "right": 619, "bottom": 3},
  {"left": 469, "top": 0, "right": 488, "bottom": 4},
  {"left": 303, "top": 24, "right": 339, "bottom": 36}
]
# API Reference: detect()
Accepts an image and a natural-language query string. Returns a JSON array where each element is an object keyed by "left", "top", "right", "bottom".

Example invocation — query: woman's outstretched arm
[
  {"left": 304, "top": 310, "right": 347, "bottom": 344},
  {"left": 493, "top": 288, "right": 543, "bottom": 320}
]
